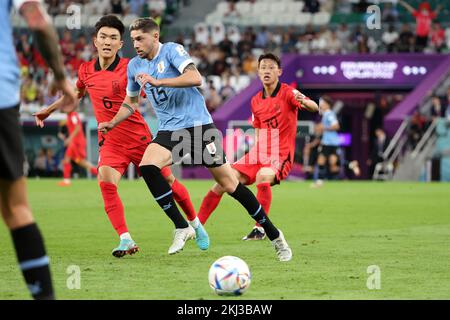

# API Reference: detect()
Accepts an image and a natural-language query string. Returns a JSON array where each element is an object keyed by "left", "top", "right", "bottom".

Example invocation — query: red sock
[
  {"left": 256, "top": 182, "right": 272, "bottom": 228},
  {"left": 99, "top": 181, "right": 128, "bottom": 236},
  {"left": 198, "top": 190, "right": 223, "bottom": 225},
  {"left": 90, "top": 167, "right": 98, "bottom": 176},
  {"left": 63, "top": 162, "right": 72, "bottom": 179},
  {"left": 171, "top": 179, "right": 197, "bottom": 221}
]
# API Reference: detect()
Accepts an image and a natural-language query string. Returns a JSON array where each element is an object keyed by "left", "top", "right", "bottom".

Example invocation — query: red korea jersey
[
  {"left": 76, "top": 55, "right": 152, "bottom": 149},
  {"left": 250, "top": 82, "right": 308, "bottom": 166},
  {"left": 66, "top": 111, "right": 86, "bottom": 148}
]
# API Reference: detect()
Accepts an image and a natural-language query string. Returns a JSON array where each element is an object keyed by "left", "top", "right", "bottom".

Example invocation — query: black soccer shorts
[
  {"left": 0, "top": 105, "right": 25, "bottom": 180},
  {"left": 151, "top": 123, "right": 226, "bottom": 168}
]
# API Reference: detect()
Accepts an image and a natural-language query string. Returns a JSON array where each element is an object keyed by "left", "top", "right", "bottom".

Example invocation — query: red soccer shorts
[
  {"left": 98, "top": 142, "right": 172, "bottom": 178},
  {"left": 232, "top": 151, "right": 292, "bottom": 185},
  {"left": 66, "top": 145, "right": 86, "bottom": 163}
]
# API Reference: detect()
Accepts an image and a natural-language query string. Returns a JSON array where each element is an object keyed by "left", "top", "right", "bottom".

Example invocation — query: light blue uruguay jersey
[
  {"left": 126, "top": 42, "right": 213, "bottom": 131},
  {"left": 0, "top": 0, "right": 37, "bottom": 109},
  {"left": 321, "top": 109, "right": 340, "bottom": 146}
]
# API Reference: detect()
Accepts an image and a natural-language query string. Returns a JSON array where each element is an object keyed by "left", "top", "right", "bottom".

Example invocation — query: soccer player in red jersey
[
  {"left": 57, "top": 111, "right": 98, "bottom": 186},
  {"left": 197, "top": 53, "right": 319, "bottom": 240},
  {"left": 34, "top": 15, "right": 208, "bottom": 257}
]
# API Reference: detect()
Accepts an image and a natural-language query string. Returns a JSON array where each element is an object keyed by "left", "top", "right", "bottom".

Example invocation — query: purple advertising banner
[{"left": 283, "top": 54, "right": 448, "bottom": 89}]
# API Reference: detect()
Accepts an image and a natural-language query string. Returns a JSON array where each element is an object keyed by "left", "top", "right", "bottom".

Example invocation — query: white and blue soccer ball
[{"left": 208, "top": 256, "right": 251, "bottom": 296}]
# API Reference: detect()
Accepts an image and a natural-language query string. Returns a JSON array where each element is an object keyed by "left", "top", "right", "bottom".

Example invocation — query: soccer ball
[{"left": 208, "top": 256, "right": 251, "bottom": 296}]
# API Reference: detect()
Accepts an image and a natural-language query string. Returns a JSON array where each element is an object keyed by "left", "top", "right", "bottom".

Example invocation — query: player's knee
[{"left": 1, "top": 203, "right": 33, "bottom": 229}]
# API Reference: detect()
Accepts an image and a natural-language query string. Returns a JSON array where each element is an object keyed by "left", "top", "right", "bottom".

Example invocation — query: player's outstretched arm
[
  {"left": 20, "top": 1, "right": 77, "bottom": 112},
  {"left": 33, "top": 87, "right": 84, "bottom": 128},
  {"left": 294, "top": 91, "right": 319, "bottom": 113},
  {"left": 98, "top": 95, "right": 139, "bottom": 133},
  {"left": 136, "top": 63, "right": 202, "bottom": 88}
]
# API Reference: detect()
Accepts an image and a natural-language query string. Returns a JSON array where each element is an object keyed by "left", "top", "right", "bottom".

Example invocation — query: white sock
[
  {"left": 189, "top": 217, "right": 200, "bottom": 229},
  {"left": 63, "top": 178, "right": 71, "bottom": 184},
  {"left": 120, "top": 232, "right": 132, "bottom": 241}
]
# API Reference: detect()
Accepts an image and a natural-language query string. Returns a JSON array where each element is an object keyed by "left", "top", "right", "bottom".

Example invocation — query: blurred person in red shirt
[{"left": 399, "top": 1, "right": 442, "bottom": 52}]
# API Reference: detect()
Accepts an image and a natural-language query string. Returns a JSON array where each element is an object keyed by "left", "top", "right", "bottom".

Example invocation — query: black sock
[
  {"left": 229, "top": 183, "right": 280, "bottom": 240},
  {"left": 140, "top": 165, "right": 189, "bottom": 229},
  {"left": 11, "top": 223, "right": 54, "bottom": 300}
]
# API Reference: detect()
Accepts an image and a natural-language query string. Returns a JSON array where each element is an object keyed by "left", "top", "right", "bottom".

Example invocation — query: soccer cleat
[
  {"left": 194, "top": 223, "right": 210, "bottom": 250},
  {"left": 168, "top": 225, "right": 195, "bottom": 255},
  {"left": 112, "top": 239, "right": 139, "bottom": 258},
  {"left": 271, "top": 229, "right": 292, "bottom": 262},
  {"left": 57, "top": 180, "right": 71, "bottom": 187},
  {"left": 242, "top": 227, "right": 266, "bottom": 241}
]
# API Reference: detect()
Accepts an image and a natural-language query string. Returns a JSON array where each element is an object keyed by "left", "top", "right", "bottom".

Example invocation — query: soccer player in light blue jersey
[
  {"left": 98, "top": 18, "right": 292, "bottom": 261},
  {"left": 0, "top": 0, "right": 76, "bottom": 299},
  {"left": 313, "top": 95, "right": 341, "bottom": 187}
]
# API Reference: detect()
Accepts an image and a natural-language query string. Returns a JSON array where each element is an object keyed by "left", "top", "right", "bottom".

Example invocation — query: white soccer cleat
[
  {"left": 271, "top": 229, "right": 292, "bottom": 262},
  {"left": 168, "top": 225, "right": 195, "bottom": 255}
]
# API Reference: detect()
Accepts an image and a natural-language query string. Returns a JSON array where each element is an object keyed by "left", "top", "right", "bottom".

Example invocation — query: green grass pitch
[{"left": 0, "top": 179, "right": 449, "bottom": 299}]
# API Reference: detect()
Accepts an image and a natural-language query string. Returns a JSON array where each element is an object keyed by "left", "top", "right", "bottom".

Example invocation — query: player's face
[
  {"left": 319, "top": 99, "right": 330, "bottom": 111},
  {"left": 131, "top": 29, "right": 159, "bottom": 59},
  {"left": 94, "top": 27, "right": 123, "bottom": 59},
  {"left": 258, "top": 59, "right": 282, "bottom": 86}
]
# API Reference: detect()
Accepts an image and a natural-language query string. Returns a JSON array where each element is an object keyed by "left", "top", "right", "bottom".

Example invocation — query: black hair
[
  {"left": 129, "top": 18, "right": 160, "bottom": 33},
  {"left": 258, "top": 53, "right": 281, "bottom": 68},
  {"left": 94, "top": 15, "right": 125, "bottom": 39}
]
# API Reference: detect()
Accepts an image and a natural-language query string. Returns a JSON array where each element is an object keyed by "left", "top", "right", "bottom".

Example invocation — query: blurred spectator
[
  {"left": 254, "top": 26, "right": 270, "bottom": 49},
  {"left": 241, "top": 53, "right": 257, "bottom": 76},
  {"left": 336, "top": 23, "right": 351, "bottom": 53},
  {"left": 430, "top": 95, "right": 444, "bottom": 119},
  {"left": 353, "top": 0, "right": 369, "bottom": 13},
  {"left": 219, "top": 76, "right": 236, "bottom": 102},
  {"left": 408, "top": 111, "right": 427, "bottom": 149},
  {"left": 397, "top": 23, "right": 415, "bottom": 52},
  {"left": 303, "top": 0, "right": 321, "bottom": 13},
  {"left": 430, "top": 22, "right": 445, "bottom": 52},
  {"left": 194, "top": 23, "right": 209, "bottom": 46},
  {"left": 211, "top": 23, "right": 226, "bottom": 45},
  {"left": 33, "top": 149, "right": 48, "bottom": 177},
  {"left": 111, "top": 0, "right": 126, "bottom": 15},
  {"left": 326, "top": 30, "right": 343, "bottom": 54},
  {"left": 367, "top": 128, "right": 390, "bottom": 177},
  {"left": 227, "top": 25, "right": 241, "bottom": 45},
  {"left": 382, "top": 2, "right": 399, "bottom": 23},
  {"left": 382, "top": 24, "right": 399, "bottom": 53},
  {"left": 21, "top": 75, "right": 39, "bottom": 104},
  {"left": 223, "top": 1, "right": 241, "bottom": 22},
  {"left": 204, "top": 80, "right": 222, "bottom": 113},
  {"left": 399, "top": 0, "right": 442, "bottom": 52},
  {"left": 129, "top": 0, "right": 145, "bottom": 15}
]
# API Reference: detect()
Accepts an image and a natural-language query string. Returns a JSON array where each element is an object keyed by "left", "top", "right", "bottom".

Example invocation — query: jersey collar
[
  {"left": 262, "top": 81, "right": 281, "bottom": 99},
  {"left": 94, "top": 54, "right": 121, "bottom": 72},
  {"left": 152, "top": 42, "right": 163, "bottom": 60}
]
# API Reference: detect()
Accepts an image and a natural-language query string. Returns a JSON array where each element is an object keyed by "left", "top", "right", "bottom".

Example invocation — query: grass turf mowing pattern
[{"left": 0, "top": 179, "right": 449, "bottom": 299}]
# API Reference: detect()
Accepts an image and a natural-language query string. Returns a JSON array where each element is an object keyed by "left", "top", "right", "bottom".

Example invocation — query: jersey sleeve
[
  {"left": 76, "top": 64, "right": 85, "bottom": 90},
  {"left": 126, "top": 59, "right": 140, "bottom": 97},
  {"left": 250, "top": 98, "right": 261, "bottom": 128},
  {"left": 167, "top": 42, "right": 195, "bottom": 74},
  {"left": 13, "top": 0, "right": 41, "bottom": 10},
  {"left": 325, "top": 112, "right": 339, "bottom": 128}
]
